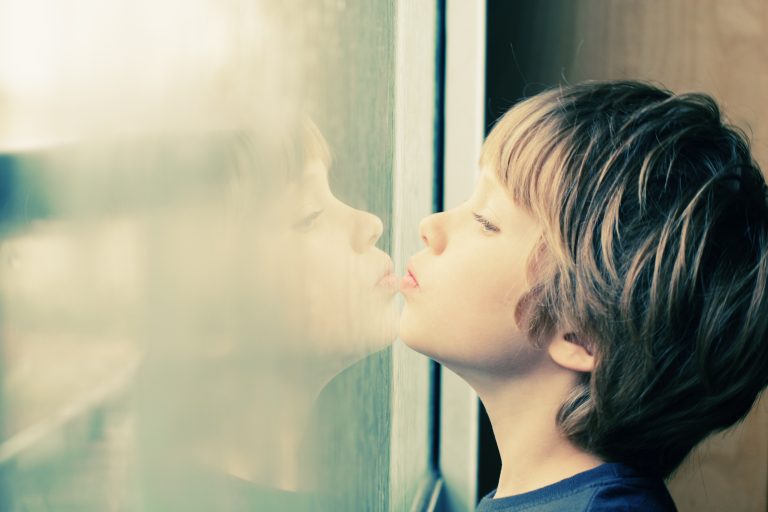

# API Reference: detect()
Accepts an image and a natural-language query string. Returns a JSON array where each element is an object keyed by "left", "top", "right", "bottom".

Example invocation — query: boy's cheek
[{"left": 400, "top": 246, "right": 532, "bottom": 363}]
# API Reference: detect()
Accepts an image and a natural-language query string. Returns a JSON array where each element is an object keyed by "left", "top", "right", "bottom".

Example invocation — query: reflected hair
[
  {"left": 228, "top": 118, "right": 325, "bottom": 185},
  {"left": 223, "top": 118, "right": 330, "bottom": 213},
  {"left": 481, "top": 80, "right": 768, "bottom": 478}
]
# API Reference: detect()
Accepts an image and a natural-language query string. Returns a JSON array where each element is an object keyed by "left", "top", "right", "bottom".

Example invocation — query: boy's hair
[{"left": 481, "top": 80, "right": 768, "bottom": 478}]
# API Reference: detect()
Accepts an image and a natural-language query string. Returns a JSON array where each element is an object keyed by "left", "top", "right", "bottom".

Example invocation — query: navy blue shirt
[{"left": 476, "top": 463, "right": 677, "bottom": 512}]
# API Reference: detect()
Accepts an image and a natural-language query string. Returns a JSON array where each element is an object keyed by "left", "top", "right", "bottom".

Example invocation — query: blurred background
[{"left": 0, "top": 1, "right": 765, "bottom": 511}]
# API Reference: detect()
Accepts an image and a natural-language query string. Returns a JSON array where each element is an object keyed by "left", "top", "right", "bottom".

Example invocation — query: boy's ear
[{"left": 547, "top": 332, "right": 595, "bottom": 373}]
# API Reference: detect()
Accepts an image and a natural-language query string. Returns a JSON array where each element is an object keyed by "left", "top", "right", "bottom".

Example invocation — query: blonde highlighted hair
[{"left": 482, "top": 80, "right": 768, "bottom": 477}]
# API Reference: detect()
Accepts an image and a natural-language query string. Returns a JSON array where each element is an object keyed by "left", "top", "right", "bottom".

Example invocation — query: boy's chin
[
  {"left": 397, "top": 315, "right": 432, "bottom": 356},
  {"left": 399, "top": 327, "right": 539, "bottom": 381},
  {"left": 399, "top": 333, "right": 430, "bottom": 358},
  {"left": 398, "top": 328, "right": 451, "bottom": 366},
  {"left": 398, "top": 310, "right": 472, "bottom": 367}
]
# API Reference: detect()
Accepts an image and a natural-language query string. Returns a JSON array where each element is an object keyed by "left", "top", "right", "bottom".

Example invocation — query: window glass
[{"left": 0, "top": 1, "right": 434, "bottom": 510}]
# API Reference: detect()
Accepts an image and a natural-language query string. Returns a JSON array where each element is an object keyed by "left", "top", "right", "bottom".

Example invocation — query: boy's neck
[{"left": 472, "top": 363, "right": 604, "bottom": 499}]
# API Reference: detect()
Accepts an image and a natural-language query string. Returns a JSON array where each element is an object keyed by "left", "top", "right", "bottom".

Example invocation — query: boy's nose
[
  {"left": 351, "top": 209, "right": 384, "bottom": 253},
  {"left": 418, "top": 212, "right": 446, "bottom": 254}
]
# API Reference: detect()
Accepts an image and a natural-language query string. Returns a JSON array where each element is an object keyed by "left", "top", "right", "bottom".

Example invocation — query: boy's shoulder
[{"left": 476, "top": 463, "right": 677, "bottom": 512}]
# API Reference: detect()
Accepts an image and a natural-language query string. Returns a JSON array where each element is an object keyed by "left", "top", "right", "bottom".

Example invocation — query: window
[{"left": 0, "top": 1, "right": 442, "bottom": 511}]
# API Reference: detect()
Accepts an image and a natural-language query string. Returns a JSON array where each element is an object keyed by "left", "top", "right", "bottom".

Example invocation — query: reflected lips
[
  {"left": 401, "top": 262, "right": 419, "bottom": 292},
  {"left": 375, "top": 262, "right": 398, "bottom": 291}
]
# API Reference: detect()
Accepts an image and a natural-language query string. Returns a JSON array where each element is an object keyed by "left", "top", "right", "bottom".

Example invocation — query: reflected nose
[
  {"left": 418, "top": 212, "right": 446, "bottom": 254},
  {"left": 351, "top": 208, "right": 384, "bottom": 253}
]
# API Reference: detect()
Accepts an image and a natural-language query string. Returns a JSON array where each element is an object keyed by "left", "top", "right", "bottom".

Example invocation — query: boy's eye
[
  {"left": 293, "top": 210, "right": 324, "bottom": 232},
  {"left": 472, "top": 212, "right": 500, "bottom": 233}
]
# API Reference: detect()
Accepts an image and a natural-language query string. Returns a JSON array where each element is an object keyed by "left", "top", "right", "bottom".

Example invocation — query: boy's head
[{"left": 402, "top": 80, "right": 768, "bottom": 478}]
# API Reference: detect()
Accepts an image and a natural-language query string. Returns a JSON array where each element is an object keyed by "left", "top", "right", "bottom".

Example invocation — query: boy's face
[{"left": 399, "top": 168, "right": 547, "bottom": 378}]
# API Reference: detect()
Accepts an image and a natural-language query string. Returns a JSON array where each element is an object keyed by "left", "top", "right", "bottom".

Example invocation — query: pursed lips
[{"left": 374, "top": 259, "right": 396, "bottom": 287}]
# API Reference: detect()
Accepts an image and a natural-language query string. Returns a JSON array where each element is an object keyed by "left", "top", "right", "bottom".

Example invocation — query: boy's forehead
[
  {"left": 476, "top": 169, "right": 513, "bottom": 210},
  {"left": 475, "top": 167, "right": 496, "bottom": 188},
  {"left": 477, "top": 167, "right": 509, "bottom": 196},
  {"left": 478, "top": 166, "right": 539, "bottom": 223},
  {"left": 473, "top": 169, "right": 493, "bottom": 198}
]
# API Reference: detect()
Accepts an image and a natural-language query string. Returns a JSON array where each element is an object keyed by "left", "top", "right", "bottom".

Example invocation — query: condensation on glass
[{"left": 0, "top": 1, "right": 433, "bottom": 511}]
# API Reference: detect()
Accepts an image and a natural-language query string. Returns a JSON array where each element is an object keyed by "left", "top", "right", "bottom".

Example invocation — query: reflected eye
[
  {"left": 472, "top": 212, "right": 500, "bottom": 233},
  {"left": 293, "top": 210, "right": 324, "bottom": 232}
]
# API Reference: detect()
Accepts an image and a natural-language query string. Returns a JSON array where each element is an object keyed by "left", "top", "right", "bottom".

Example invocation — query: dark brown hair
[{"left": 481, "top": 80, "right": 768, "bottom": 478}]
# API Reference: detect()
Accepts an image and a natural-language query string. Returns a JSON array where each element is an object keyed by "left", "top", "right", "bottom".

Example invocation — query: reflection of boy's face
[
  {"left": 261, "top": 151, "right": 399, "bottom": 361},
  {"left": 400, "top": 169, "right": 546, "bottom": 378}
]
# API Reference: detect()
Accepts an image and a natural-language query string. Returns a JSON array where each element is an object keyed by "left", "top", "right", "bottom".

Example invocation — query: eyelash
[
  {"left": 293, "top": 210, "right": 323, "bottom": 231},
  {"left": 473, "top": 212, "right": 500, "bottom": 233}
]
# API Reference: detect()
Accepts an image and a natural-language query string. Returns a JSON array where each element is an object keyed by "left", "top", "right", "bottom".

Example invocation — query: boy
[{"left": 399, "top": 80, "right": 768, "bottom": 511}]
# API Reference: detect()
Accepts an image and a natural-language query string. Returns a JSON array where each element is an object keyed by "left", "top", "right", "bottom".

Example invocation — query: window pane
[{"left": 0, "top": 1, "right": 434, "bottom": 511}]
